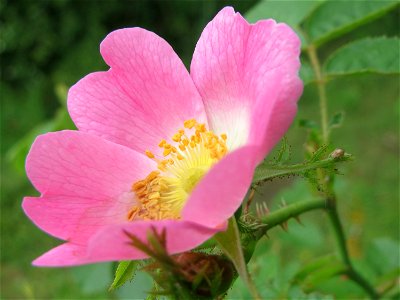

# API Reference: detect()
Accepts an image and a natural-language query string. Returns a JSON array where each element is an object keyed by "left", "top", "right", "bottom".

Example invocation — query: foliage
[{"left": 1, "top": 0, "right": 398, "bottom": 299}]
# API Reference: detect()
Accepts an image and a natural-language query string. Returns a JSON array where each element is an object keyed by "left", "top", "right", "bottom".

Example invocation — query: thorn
[
  {"left": 244, "top": 188, "right": 256, "bottom": 214},
  {"left": 255, "top": 203, "right": 262, "bottom": 219},
  {"left": 280, "top": 221, "right": 289, "bottom": 232},
  {"left": 262, "top": 202, "right": 270, "bottom": 214},
  {"left": 295, "top": 216, "right": 303, "bottom": 225},
  {"left": 281, "top": 198, "right": 287, "bottom": 207}
]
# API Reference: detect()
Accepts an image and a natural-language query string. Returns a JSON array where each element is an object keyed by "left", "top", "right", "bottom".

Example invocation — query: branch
[
  {"left": 326, "top": 198, "right": 379, "bottom": 299},
  {"left": 260, "top": 198, "right": 327, "bottom": 230}
]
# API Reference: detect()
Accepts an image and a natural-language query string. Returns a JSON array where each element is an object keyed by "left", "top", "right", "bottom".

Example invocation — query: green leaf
[
  {"left": 324, "top": 37, "right": 400, "bottom": 76},
  {"left": 301, "top": 263, "right": 348, "bottom": 293},
  {"left": 253, "top": 152, "right": 352, "bottom": 183},
  {"left": 299, "top": 119, "right": 319, "bottom": 130},
  {"left": 303, "top": 0, "right": 398, "bottom": 46},
  {"left": 109, "top": 261, "right": 139, "bottom": 291},
  {"left": 292, "top": 254, "right": 340, "bottom": 284},
  {"left": 245, "top": 0, "right": 322, "bottom": 26},
  {"left": 214, "top": 218, "right": 261, "bottom": 299},
  {"left": 245, "top": 0, "right": 324, "bottom": 47},
  {"left": 329, "top": 112, "right": 344, "bottom": 129}
]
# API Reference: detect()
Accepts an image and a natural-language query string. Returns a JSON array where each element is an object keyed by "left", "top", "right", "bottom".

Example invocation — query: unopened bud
[
  {"left": 330, "top": 148, "right": 345, "bottom": 159},
  {"left": 175, "top": 252, "right": 235, "bottom": 297}
]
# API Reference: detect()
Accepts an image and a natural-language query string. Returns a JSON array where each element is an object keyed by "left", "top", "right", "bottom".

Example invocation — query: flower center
[{"left": 127, "top": 119, "right": 228, "bottom": 221}]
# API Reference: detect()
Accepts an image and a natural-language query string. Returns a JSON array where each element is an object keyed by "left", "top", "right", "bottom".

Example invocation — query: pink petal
[
  {"left": 24, "top": 130, "right": 154, "bottom": 241},
  {"left": 33, "top": 243, "right": 88, "bottom": 267},
  {"left": 33, "top": 220, "right": 222, "bottom": 266},
  {"left": 182, "top": 146, "right": 258, "bottom": 228},
  {"left": 23, "top": 195, "right": 131, "bottom": 243},
  {"left": 68, "top": 28, "right": 207, "bottom": 155},
  {"left": 191, "top": 7, "right": 303, "bottom": 162}
]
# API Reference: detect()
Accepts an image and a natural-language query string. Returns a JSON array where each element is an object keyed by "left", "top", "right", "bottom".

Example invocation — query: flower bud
[{"left": 175, "top": 252, "right": 235, "bottom": 297}]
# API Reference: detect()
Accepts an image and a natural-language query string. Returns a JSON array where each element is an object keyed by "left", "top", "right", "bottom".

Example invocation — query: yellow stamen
[
  {"left": 163, "top": 148, "right": 172, "bottom": 156},
  {"left": 145, "top": 150, "right": 155, "bottom": 159},
  {"left": 128, "top": 119, "right": 229, "bottom": 221},
  {"left": 184, "top": 119, "right": 196, "bottom": 129}
]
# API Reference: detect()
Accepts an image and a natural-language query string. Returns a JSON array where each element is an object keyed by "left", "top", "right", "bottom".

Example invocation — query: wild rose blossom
[{"left": 23, "top": 7, "right": 302, "bottom": 266}]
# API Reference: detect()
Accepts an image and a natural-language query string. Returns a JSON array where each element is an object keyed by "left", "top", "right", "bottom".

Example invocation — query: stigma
[{"left": 127, "top": 119, "right": 228, "bottom": 221}]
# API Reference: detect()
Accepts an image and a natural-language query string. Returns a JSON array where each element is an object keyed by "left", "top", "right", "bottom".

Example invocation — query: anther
[
  {"left": 145, "top": 150, "right": 155, "bottom": 159},
  {"left": 163, "top": 148, "right": 172, "bottom": 156},
  {"left": 172, "top": 133, "right": 182, "bottom": 142},
  {"left": 184, "top": 119, "right": 196, "bottom": 129}
]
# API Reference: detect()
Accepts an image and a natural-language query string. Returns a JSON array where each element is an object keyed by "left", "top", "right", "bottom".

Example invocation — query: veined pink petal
[
  {"left": 24, "top": 7, "right": 303, "bottom": 268},
  {"left": 182, "top": 146, "right": 258, "bottom": 228},
  {"left": 33, "top": 220, "right": 222, "bottom": 266},
  {"left": 24, "top": 131, "right": 155, "bottom": 242},
  {"left": 68, "top": 28, "right": 207, "bottom": 155},
  {"left": 191, "top": 7, "right": 302, "bottom": 162}
]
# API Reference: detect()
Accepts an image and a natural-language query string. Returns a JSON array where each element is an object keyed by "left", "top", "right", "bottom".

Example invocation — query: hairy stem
[{"left": 252, "top": 153, "right": 352, "bottom": 184}]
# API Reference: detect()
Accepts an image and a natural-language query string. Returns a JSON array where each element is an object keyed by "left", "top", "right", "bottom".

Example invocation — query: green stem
[
  {"left": 307, "top": 44, "right": 329, "bottom": 144},
  {"left": 253, "top": 153, "right": 352, "bottom": 183},
  {"left": 261, "top": 198, "right": 327, "bottom": 230},
  {"left": 305, "top": 38, "right": 379, "bottom": 298},
  {"left": 326, "top": 198, "right": 379, "bottom": 299}
]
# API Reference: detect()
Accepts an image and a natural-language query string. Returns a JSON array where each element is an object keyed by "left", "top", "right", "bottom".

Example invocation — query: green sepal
[
  {"left": 109, "top": 260, "right": 139, "bottom": 291},
  {"left": 214, "top": 218, "right": 261, "bottom": 299}
]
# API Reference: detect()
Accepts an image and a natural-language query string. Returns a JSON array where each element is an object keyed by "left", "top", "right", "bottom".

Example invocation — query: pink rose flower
[{"left": 23, "top": 7, "right": 302, "bottom": 266}]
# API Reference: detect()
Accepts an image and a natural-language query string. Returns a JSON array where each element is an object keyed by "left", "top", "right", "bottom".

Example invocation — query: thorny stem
[
  {"left": 261, "top": 198, "right": 327, "bottom": 230},
  {"left": 258, "top": 197, "right": 378, "bottom": 298},
  {"left": 306, "top": 42, "right": 379, "bottom": 299}
]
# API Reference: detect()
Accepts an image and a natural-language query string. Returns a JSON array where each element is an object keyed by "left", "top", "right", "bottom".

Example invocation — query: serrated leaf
[
  {"left": 324, "top": 37, "right": 400, "bottom": 76},
  {"left": 303, "top": 0, "right": 398, "bottom": 46},
  {"left": 245, "top": 0, "right": 324, "bottom": 48},
  {"left": 109, "top": 261, "right": 139, "bottom": 291}
]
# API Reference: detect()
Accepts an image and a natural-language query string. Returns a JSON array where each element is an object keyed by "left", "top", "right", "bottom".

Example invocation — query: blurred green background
[{"left": 1, "top": 0, "right": 398, "bottom": 299}]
